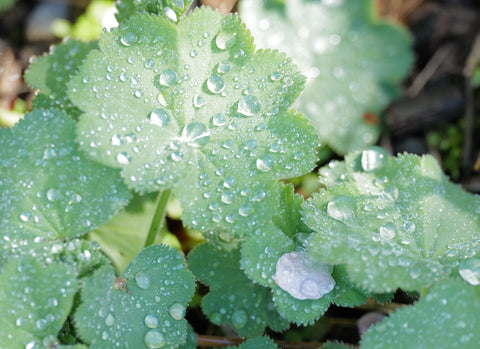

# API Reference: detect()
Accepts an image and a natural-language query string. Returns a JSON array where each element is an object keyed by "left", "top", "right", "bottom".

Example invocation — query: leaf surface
[
  {"left": 75, "top": 244, "right": 195, "bottom": 348},
  {"left": 116, "top": 0, "right": 194, "bottom": 24}
]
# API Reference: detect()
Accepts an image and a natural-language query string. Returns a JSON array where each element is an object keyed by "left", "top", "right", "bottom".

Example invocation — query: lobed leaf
[
  {"left": 229, "top": 336, "right": 279, "bottom": 349},
  {"left": 361, "top": 279, "right": 480, "bottom": 348},
  {"left": 116, "top": 0, "right": 194, "bottom": 24},
  {"left": 303, "top": 148, "right": 480, "bottom": 292},
  {"left": 188, "top": 243, "right": 289, "bottom": 337},
  {"left": 0, "top": 257, "right": 78, "bottom": 348},
  {"left": 0, "top": 109, "right": 131, "bottom": 265},
  {"left": 24, "top": 39, "right": 98, "bottom": 120},
  {"left": 240, "top": 0, "right": 413, "bottom": 155},
  {"left": 69, "top": 7, "right": 318, "bottom": 240},
  {"left": 75, "top": 244, "right": 195, "bottom": 348}
]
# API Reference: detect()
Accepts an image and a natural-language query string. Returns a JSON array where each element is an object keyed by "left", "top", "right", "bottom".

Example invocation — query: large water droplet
[
  {"left": 145, "top": 314, "right": 159, "bottom": 328},
  {"left": 120, "top": 32, "right": 137, "bottom": 46},
  {"left": 327, "top": 195, "right": 356, "bottom": 223},
  {"left": 182, "top": 122, "right": 210, "bottom": 147},
  {"left": 168, "top": 303, "right": 185, "bottom": 320},
  {"left": 238, "top": 95, "right": 261, "bottom": 116},
  {"left": 361, "top": 147, "right": 388, "bottom": 172},
  {"left": 144, "top": 330, "right": 165, "bottom": 348},
  {"left": 206, "top": 74, "right": 225, "bottom": 94},
  {"left": 149, "top": 108, "right": 170, "bottom": 127},
  {"left": 256, "top": 154, "right": 275, "bottom": 172},
  {"left": 46, "top": 188, "right": 58, "bottom": 202},
  {"left": 231, "top": 309, "right": 248, "bottom": 329},
  {"left": 459, "top": 258, "right": 480, "bottom": 285},
  {"left": 158, "top": 69, "right": 178, "bottom": 87},
  {"left": 215, "top": 32, "right": 237, "bottom": 50},
  {"left": 135, "top": 271, "right": 151, "bottom": 289}
]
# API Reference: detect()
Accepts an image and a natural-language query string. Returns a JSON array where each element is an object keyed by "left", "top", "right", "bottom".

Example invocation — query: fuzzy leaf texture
[
  {"left": 229, "top": 336, "right": 279, "bottom": 349},
  {"left": 303, "top": 148, "right": 480, "bottom": 292},
  {"left": 240, "top": 0, "right": 413, "bottom": 155},
  {"left": 75, "top": 244, "right": 195, "bottom": 349},
  {"left": 188, "top": 243, "right": 289, "bottom": 337},
  {"left": 0, "top": 109, "right": 131, "bottom": 266},
  {"left": 0, "top": 257, "right": 78, "bottom": 349},
  {"left": 68, "top": 7, "right": 319, "bottom": 240},
  {"left": 115, "top": 0, "right": 194, "bottom": 24},
  {"left": 361, "top": 279, "right": 480, "bottom": 348},
  {"left": 24, "top": 39, "right": 98, "bottom": 120}
]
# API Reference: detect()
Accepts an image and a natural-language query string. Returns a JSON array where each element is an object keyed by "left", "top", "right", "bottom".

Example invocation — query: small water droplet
[
  {"left": 19, "top": 211, "right": 31, "bottom": 222},
  {"left": 158, "top": 69, "right": 178, "bottom": 87},
  {"left": 144, "top": 330, "right": 165, "bottom": 348},
  {"left": 210, "top": 312, "right": 222, "bottom": 325},
  {"left": 149, "top": 108, "right": 170, "bottom": 127},
  {"left": 238, "top": 95, "right": 261, "bottom": 116},
  {"left": 215, "top": 32, "right": 237, "bottom": 50},
  {"left": 221, "top": 191, "right": 234, "bottom": 204},
  {"left": 182, "top": 122, "right": 210, "bottom": 147},
  {"left": 105, "top": 313, "right": 115, "bottom": 326},
  {"left": 231, "top": 309, "right": 248, "bottom": 329},
  {"left": 256, "top": 154, "right": 275, "bottom": 172},
  {"left": 361, "top": 147, "right": 388, "bottom": 172},
  {"left": 217, "top": 60, "right": 231, "bottom": 74},
  {"left": 459, "top": 258, "right": 480, "bottom": 285},
  {"left": 46, "top": 188, "right": 57, "bottom": 202},
  {"left": 120, "top": 32, "right": 137, "bottom": 46},
  {"left": 379, "top": 223, "right": 397, "bottom": 241},
  {"left": 135, "top": 271, "right": 151, "bottom": 289},
  {"left": 145, "top": 314, "right": 159, "bottom": 328},
  {"left": 116, "top": 152, "right": 131, "bottom": 165},
  {"left": 327, "top": 195, "right": 356, "bottom": 223},
  {"left": 168, "top": 303, "right": 185, "bottom": 320},
  {"left": 270, "top": 71, "right": 281, "bottom": 81},
  {"left": 193, "top": 95, "right": 206, "bottom": 108},
  {"left": 164, "top": 6, "right": 177, "bottom": 22},
  {"left": 211, "top": 113, "right": 226, "bottom": 127},
  {"left": 206, "top": 74, "right": 225, "bottom": 94}
]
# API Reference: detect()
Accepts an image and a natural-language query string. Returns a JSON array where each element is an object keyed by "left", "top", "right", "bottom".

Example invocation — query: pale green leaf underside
[
  {"left": 24, "top": 39, "right": 98, "bottom": 120},
  {"left": 303, "top": 149, "right": 480, "bottom": 292},
  {"left": 75, "top": 244, "right": 195, "bottom": 349},
  {"left": 229, "top": 336, "right": 279, "bottom": 349},
  {"left": 116, "top": 0, "right": 194, "bottom": 24},
  {"left": 0, "top": 109, "right": 131, "bottom": 250},
  {"left": 361, "top": 279, "right": 480, "bottom": 348},
  {"left": 188, "top": 243, "right": 289, "bottom": 336},
  {"left": 0, "top": 257, "right": 78, "bottom": 347},
  {"left": 69, "top": 7, "right": 318, "bottom": 238},
  {"left": 240, "top": 0, "right": 413, "bottom": 155}
]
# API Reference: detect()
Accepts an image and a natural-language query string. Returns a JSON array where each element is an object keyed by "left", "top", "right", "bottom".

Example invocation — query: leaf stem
[{"left": 144, "top": 189, "right": 171, "bottom": 248}]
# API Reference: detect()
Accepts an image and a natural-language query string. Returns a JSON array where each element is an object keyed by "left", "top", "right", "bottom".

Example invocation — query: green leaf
[
  {"left": 24, "top": 39, "right": 98, "bottom": 120},
  {"left": 229, "top": 336, "right": 279, "bottom": 349},
  {"left": 75, "top": 244, "right": 195, "bottom": 348},
  {"left": 240, "top": 0, "right": 413, "bottom": 155},
  {"left": 303, "top": 148, "right": 480, "bottom": 292},
  {"left": 188, "top": 243, "right": 289, "bottom": 337},
  {"left": 116, "top": 0, "right": 194, "bottom": 24},
  {"left": 0, "top": 109, "right": 131, "bottom": 263},
  {"left": 0, "top": 257, "right": 78, "bottom": 348},
  {"left": 69, "top": 7, "right": 318, "bottom": 240},
  {"left": 361, "top": 279, "right": 480, "bottom": 348}
]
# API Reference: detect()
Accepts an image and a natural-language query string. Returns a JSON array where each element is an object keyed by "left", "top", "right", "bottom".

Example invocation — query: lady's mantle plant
[{"left": 1, "top": 1, "right": 480, "bottom": 348}]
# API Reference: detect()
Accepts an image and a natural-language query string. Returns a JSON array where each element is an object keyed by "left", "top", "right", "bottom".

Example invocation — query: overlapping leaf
[
  {"left": 68, "top": 7, "right": 318, "bottom": 240},
  {"left": 303, "top": 148, "right": 480, "bottom": 292},
  {"left": 229, "top": 336, "right": 279, "bottom": 349},
  {"left": 361, "top": 279, "right": 480, "bottom": 348},
  {"left": 188, "top": 243, "right": 289, "bottom": 337},
  {"left": 0, "top": 257, "right": 78, "bottom": 348},
  {"left": 0, "top": 109, "right": 131, "bottom": 266},
  {"left": 75, "top": 244, "right": 195, "bottom": 348},
  {"left": 116, "top": 0, "right": 194, "bottom": 24},
  {"left": 240, "top": 0, "right": 413, "bottom": 155},
  {"left": 25, "top": 39, "right": 98, "bottom": 120}
]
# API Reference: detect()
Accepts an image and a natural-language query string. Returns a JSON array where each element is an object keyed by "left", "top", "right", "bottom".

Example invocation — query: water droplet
[
  {"left": 145, "top": 58, "right": 155, "bottom": 69},
  {"left": 379, "top": 223, "right": 397, "bottom": 241},
  {"left": 215, "top": 32, "right": 237, "bottom": 50},
  {"left": 221, "top": 191, "right": 234, "bottom": 204},
  {"left": 144, "top": 330, "right": 165, "bottom": 348},
  {"left": 19, "top": 211, "right": 31, "bottom": 222},
  {"left": 168, "top": 303, "right": 185, "bottom": 320},
  {"left": 35, "top": 318, "right": 47, "bottom": 330},
  {"left": 238, "top": 95, "right": 261, "bottom": 116},
  {"left": 211, "top": 113, "right": 226, "bottom": 127},
  {"left": 361, "top": 147, "right": 388, "bottom": 172},
  {"left": 135, "top": 271, "right": 151, "bottom": 289},
  {"left": 145, "top": 314, "right": 159, "bottom": 328},
  {"left": 256, "top": 154, "right": 275, "bottom": 172},
  {"left": 232, "top": 309, "right": 248, "bottom": 329},
  {"left": 270, "top": 71, "right": 281, "bottom": 81},
  {"left": 116, "top": 152, "right": 131, "bottom": 165},
  {"left": 210, "top": 312, "right": 222, "bottom": 325},
  {"left": 149, "top": 108, "right": 170, "bottom": 127},
  {"left": 158, "top": 69, "right": 178, "bottom": 87},
  {"left": 164, "top": 6, "right": 177, "bottom": 22},
  {"left": 327, "top": 195, "right": 356, "bottom": 223},
  {"left": 120, "top": 32, "right": 137, "bottom": 46},
  {"left": 217, "top": 60, "right": 231, "bottom": 74},
  {"left": 206, "top": 74, "right": 226, "bottom": 94},
  {"left": 46, "top": 188, "right": 57, "bottom": 202},
  {"left": 111, "top": 134, "right": 122, "bottom": 146},
  {"left": 459, "top": 258, "right": 480, "bottom": 285},
  {"left": 193, "top": 95, "right": 206, "bottom": 108},
  {"left": 238, "top": 204, "right": 251, "bottom": 216},
  {"left": 182, "top": 122, "right": 210, "bottom": 147},
  {"left": 105, "top": 313, "right": 115, "bottom": 326}
]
